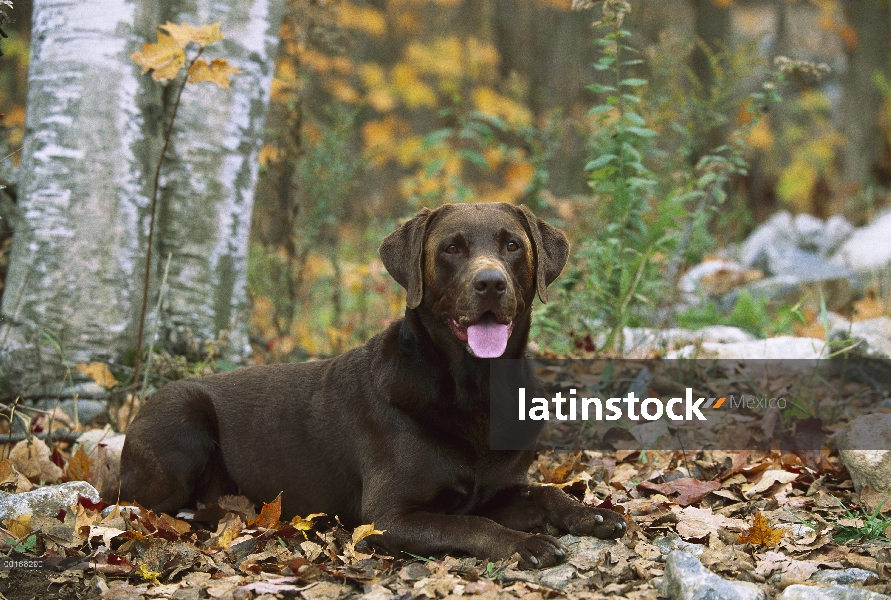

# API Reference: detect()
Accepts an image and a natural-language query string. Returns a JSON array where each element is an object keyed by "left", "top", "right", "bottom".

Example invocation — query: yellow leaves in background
[
  {"left": 504, "top": 160, "right": 535, "bottom": 195},
  {"left": 338, "top": 3, "right": 387, "bottom": 37},
  {"left": 473, "top": 86, "right": 532, "bottom": 127},
  {"left": 132, "top": 22, "right": 239, "bottom": 89},
  {"left": 362, "top": 116, "right": 409, "bottom": 163},
  {"left": 391, "top": 64, "right": 437, "bottom": 108}
]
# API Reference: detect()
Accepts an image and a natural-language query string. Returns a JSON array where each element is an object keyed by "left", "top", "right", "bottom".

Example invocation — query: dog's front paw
[
  {"left": 565, "top": 507, "right": 627, "bottom": 540},
  {"left": 508, "top": 533, "right": 566, "bottom": 569}
]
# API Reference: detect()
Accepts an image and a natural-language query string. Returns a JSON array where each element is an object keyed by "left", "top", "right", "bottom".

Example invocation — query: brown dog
[{"left": 118, "top": 202, "right": 626, "bottom": 568}]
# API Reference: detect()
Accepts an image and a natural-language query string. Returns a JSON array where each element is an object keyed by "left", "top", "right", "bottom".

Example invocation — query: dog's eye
[
  {"left": 445, "top": 244, "right": 459, "bottom": 254},
  {"left": 506, "top": 241, "right": 520, "bottom": 252}
]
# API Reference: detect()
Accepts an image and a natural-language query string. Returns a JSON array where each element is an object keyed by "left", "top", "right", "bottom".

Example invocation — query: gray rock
[
  {"left": 657, "top": 551, "right": 765, "bottom": 600},
  {"left": 0, "top": 481, "right": 100, "bottom": 521},
  {"left": 831, "top": 316, "right": 891, "bottom": 359},
  {"left": 651, "top": 534, "right": 705, "bottom": 558},
  {"left": 832, "top": 210, "right": 891, "bottom": 296},
  {"left": 818, "top": 214, "right": 855, "bottom": 257},
  {"left": 741, "top": 211, "right": 794, "bottom": 270},
  {"left": 597, "top": 326, "right": 755, "bottom": 357},
  {"left": 778, "top": 583, "right": 891, "bottom": 600},
  {"left": 34, "top": 399, "right": 107, "bottom": 426},
  {"left": 668, "top": 336, "right": 828, "bottom": 360},
  {"left": 794, "top": 213, "right": 826, "bottom": 252},
  {"left": 728, "top": 252, "right": 861, "bottom": 311},
  {"left": 811, "top": 568, "right": 878, "bottom": 585},
  {"left": 837, "top": 413, "right": 891, "bottom": 493},
  {"left": 537, "top": 562, "right": 576, "bottom": 590}
]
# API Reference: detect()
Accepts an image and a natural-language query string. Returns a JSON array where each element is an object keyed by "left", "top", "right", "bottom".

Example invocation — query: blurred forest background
[{"left": 1, "top": 0, "right": 890, "bottom": 390}]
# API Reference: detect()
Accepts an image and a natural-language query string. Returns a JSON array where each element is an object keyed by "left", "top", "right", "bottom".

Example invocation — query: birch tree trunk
[
  {"left": 0, "top": 0, "right": 160, "bottom": 391},
  {"left": 154, "top": 0, "right": 283, "bottom": 361},
  {"left": 0, "top": 0, "right": 283, "bottom": 391}
]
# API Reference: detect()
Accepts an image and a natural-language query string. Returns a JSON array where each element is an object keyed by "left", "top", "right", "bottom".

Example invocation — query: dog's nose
[{"left": 473, "top": 269, "right": 507, "bottom": 299}]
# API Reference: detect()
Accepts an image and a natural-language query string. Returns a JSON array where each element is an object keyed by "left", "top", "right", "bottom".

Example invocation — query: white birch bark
[
  {"left": 0, "top": 0, "right": 284, "bottom": 390},
  {"left": 153, "top": 0, "right": 284, "bottom": 362},
  {"left": 0, "top": 0, "right": 158, "bottom": 390}
]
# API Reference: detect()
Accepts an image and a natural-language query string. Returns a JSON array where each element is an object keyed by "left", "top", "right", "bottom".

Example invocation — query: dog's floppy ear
[
  {"left": 379, "top": 207, "right": 433, "bottom": 309},
  {"left": 517, "top": 204, "right": 569, "bottom": 304}
]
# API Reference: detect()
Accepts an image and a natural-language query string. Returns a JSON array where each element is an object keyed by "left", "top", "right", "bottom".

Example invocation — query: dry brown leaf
[
  {"left": 65, "top": 446, "right": 93, "bottom": 482},
  {"left": 73, "top": 362, "right": 119, "bottom": 388},
  {"left": 743, "top": 469, "right": 798, "bottom": 498},
  {"left": 249, "top": 494, "right": 282, "bottom": 529},
  {"left": 852, "top": 294, "right": 886, "bottom": 321},
  {"left": 737, "top": 509, "right": 784, "bottom": 547},
  {"left": 9, "top": 438, "right": 64, "bottom": 483}
]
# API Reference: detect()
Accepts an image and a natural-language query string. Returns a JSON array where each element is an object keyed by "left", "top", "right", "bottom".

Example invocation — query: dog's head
[{"left": 379, "top": 203, "right": 569, "bottom": 358}]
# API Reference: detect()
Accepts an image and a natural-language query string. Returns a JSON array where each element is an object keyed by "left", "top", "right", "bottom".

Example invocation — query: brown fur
[{"left": 118, "top": 202, "right": 626, "bottom": 568}]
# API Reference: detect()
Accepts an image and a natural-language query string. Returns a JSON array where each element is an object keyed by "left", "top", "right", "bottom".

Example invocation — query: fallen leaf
[
  {"left": 9, "top": 438, "right": 64, "bottom": 483},
  {"left": 352, "top": 523, "right": 385, "bottom": 544},
  {"left": 88, "top": 525, "right": 126, "bottom": 547},
  {"left": 737, "top": 510, "right": 784, "bottom": 547},
  {"left": 637, "top": 477, "right": 721, "bottom": 506},
  {"left": 73, "top": 362, "right": 119, "bottom": 388},
  {"left": 291, "top": 512, "right": 326, "bottom": 535},
  {"left": 743, "top": 469, "right": 798, "bottom": 498},
  {"left": 3, "top": 514, "right": 31, "bottom": 539},
  {"left": 188, "top": 58, "right": 241, "bottom": 89},
  {"left": 65, "top": 446, "right": 93, "bottom": 482},
  {"left": 249, "top": 494, "right": 282, "bottom": 529}
]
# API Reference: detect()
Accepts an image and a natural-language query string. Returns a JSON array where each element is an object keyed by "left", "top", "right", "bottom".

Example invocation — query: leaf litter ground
[{"left": 1, "top": 360, "right": 890, "bottom": 600}]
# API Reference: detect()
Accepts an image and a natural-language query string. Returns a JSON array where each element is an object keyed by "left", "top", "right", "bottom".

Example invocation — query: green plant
[
  {"left": 832, "top": 495, "right": 891, "bottom": 544},
  {"left": 676, "top": 291, "right": 804, "bottom": 338},
  {"left": 533, "top": 1, "right": 665, "bottom": 354}
]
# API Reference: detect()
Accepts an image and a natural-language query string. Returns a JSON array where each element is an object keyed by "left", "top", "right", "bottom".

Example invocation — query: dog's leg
[
  {"left": 371, "top": 511, "right": 566, "bottom": 569},
  {"left": 118, "top": 383, "right": 231, "bottom": 513},
  {"left": 480, "top": 485, "right": 627, "bottom": 540}
]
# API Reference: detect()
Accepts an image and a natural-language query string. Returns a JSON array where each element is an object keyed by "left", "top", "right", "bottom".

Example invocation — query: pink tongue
[{"left": 467, "top": 321, "right": 510, "bottom": 358}]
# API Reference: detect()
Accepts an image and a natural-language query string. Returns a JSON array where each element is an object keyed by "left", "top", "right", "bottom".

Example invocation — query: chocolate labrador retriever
[{"left": 118, "top": 202, "right": 626, "bottom": 568}]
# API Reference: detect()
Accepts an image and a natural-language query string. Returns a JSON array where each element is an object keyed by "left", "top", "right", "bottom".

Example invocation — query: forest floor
[{"left": 1, "top": 360, "right": 890, "bottom": 600}]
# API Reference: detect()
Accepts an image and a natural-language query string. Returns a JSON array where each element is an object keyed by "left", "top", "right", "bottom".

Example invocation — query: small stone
[
  {"left": 0, "top": 481, "right": 100, "bottom": 521},
  {"left": 810, "top": 568, "right": 878, "bottom": 585},
  {"left": 538, "top": 562, "right": 576, "bottom": 590},
  {"left": 657, "top": 550, "right": 765, "bottom": 600},
  {"left": 778, "top": 583, "right": 891, "bottom": 600},
  {"left": 837, "top": 413, "right": 891, "bottom": 493}
]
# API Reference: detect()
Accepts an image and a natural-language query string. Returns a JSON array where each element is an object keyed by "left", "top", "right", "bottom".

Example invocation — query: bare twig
[{"left": 132, "top": 49, "right": 204, "bottom": 387}]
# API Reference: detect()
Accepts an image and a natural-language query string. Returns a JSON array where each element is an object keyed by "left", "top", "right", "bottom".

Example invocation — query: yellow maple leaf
[
  {"left": 74, "top": 362, "right": 119, "bottom": 389},
  {"left": 188, "top": 59, "right": 242, "bottom": 89},
  {"left": 352, "top": 523, "right": 385, "bottom": 544},
  {"left": 290, "top": 512, "right": 326, "bottom": 532},
  {"left": 131, "top": 33, "right": 186, "bottom": 81},
  {"left": 737, "top": 509, "right": 784, "bottom": 547},
  {"left": 135, "top": 562, "right": 161, "bottom": 585},
  {"left": 159, "top": 21, "right": 224, "bottom": 48},
  {"left": 3, "top": 514, "right": 31, "bottom": 539}
]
